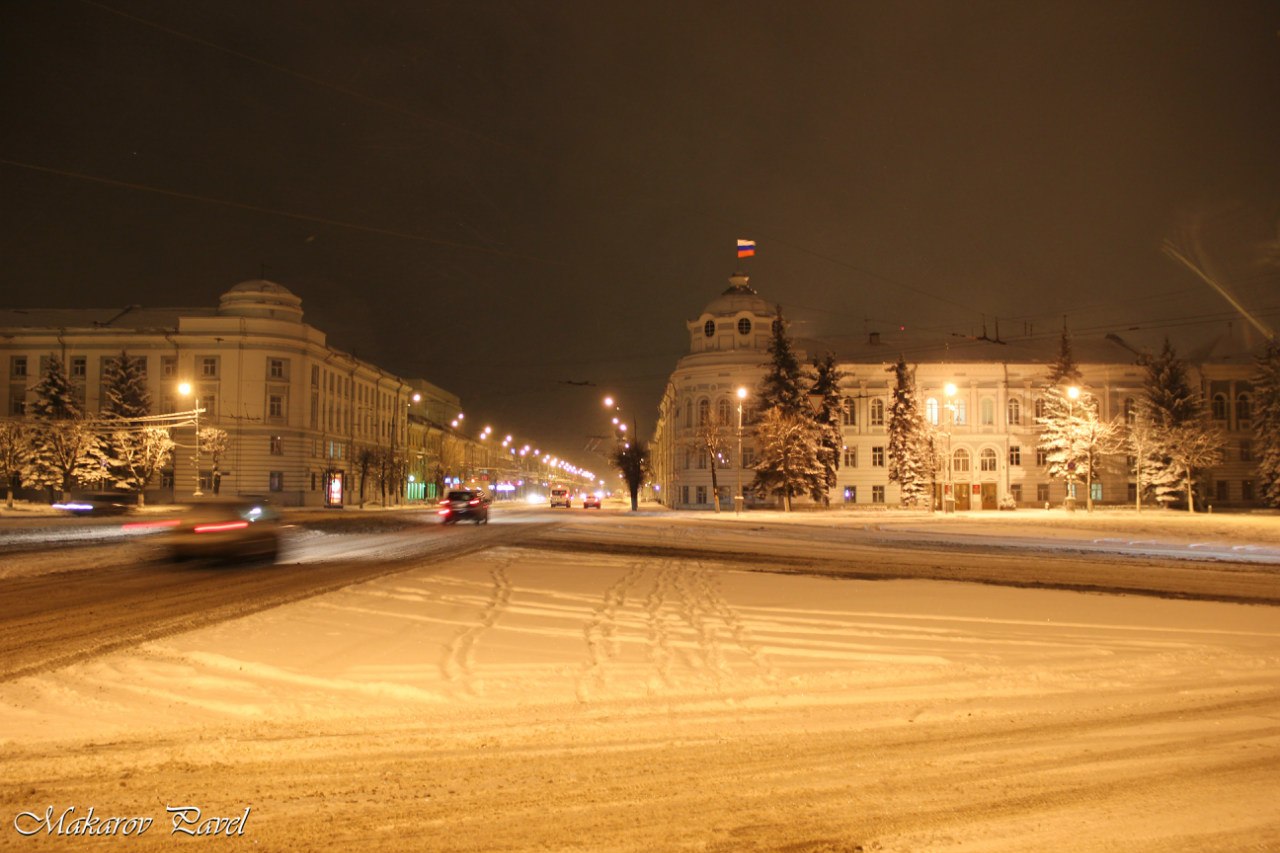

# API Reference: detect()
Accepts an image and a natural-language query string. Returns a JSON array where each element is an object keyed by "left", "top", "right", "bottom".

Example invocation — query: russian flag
[{"left": 737, "top": 238, "right": 756, "bottom": 258}]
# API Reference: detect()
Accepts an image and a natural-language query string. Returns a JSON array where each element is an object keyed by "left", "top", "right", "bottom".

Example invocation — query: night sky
[{"left": 3, "top": 1, "right": 1279, "bottom": 465}]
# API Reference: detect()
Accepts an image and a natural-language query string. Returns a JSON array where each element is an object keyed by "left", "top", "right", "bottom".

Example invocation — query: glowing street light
[
  {"left": 735, "top": 386, "right": 747, "bottom": 516},
  {"left": 943, "top": 382, "right": 957, "bottom": 513},
  {"left": 178, "top": 381, "right": 203, "bottom": 497}
]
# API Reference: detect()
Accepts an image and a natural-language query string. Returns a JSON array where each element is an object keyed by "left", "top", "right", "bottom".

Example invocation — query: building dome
[
  {"left": 218, "top": 279, "right": 304, "bottom": 322},
  {"left": 698, "top": 272, "right": 773, "bottom": 318}
]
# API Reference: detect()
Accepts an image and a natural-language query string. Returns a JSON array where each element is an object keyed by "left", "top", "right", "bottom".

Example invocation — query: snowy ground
[{"left": 1, "top": 507, "right": 1278, "bottom": 850}]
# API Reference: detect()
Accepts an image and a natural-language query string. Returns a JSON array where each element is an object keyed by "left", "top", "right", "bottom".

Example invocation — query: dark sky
[{"left": 3, "top": 1, "right": 1279, "bottom": 466}]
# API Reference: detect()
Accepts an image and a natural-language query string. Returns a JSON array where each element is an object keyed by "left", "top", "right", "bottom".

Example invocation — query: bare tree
[
  {"left": 1164, "top": 418, "right": 1226, "bottom": 513},
  {"left": 690, "top": 406, "right": 732, "bottom": 512},
  {"left": 0, "top": 420, "right": 29, "bottom": 508},
  {"left": 198, "top": 427, "right": 230, "bottom": 495}
]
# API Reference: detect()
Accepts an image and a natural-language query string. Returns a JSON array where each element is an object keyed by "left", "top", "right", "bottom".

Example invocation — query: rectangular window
[
  {"left": 1128, "top": 483, "right": 1137, "bottom": 503},
  {"left": 683, "top": 448, "right": 693, "bottom": 469},
  {"left": 71, "top": 356, "right": 86, "bottom": 378},
  {"left": 198, "top": 393, "right": 216, "bottom": 419},
  {"left": 1090, "top": 482, "right": 1103, "bottom": 502},
  {"left": 681, "top": 486, "right": 689, "bottom": 505},
  {"left": 742, "top": 446, "right": 756, "bottom": 468},
  {"left": 9, "top": 396, "right": 25, "bottom": 416},
  {"left": 162, "top": 356, "right": 177, "bottom": 377},
  {"left": 1036, "top": 448, "right": 1048, "bottom": 466},
  {"left": 953, "top": 399, "right": 967, "bottom": 425},
  {"left": 10, "top": 356, "right": 26, "bottom": 378},
  {"left": 843, "top": 486, "right": 856, "bottom": 503},
  {"left": 269, "top": 358, "right": 286, "bottom": 379},
  {"left": 311, "top": 365, "right": 320, "bottom": 386},
  {"left": 843, "top": 446, "right": 857, "bottom": 467},
  {"left": 268, "top": 394, "right": 284, "bottom": 419},
  {"left": 269, "top": 472, "right": 284, "bottom": 492},
  {"left": 269, "top": 435, "right": 283, "bottom": 455},
  {"left": 696, "top": 450, "right": 707, "bottom": 469},
  {"left": 201, "top": 356, "right": 218, "bottom": 377},
  {"left": 1009, "top": 484, "right": 1022, "bottom": 503},
  {"left": 1215, "top": 480, "right": 1229, "bottom": 502},
  {"left": 1240, "top": 440, "right": 1253, "bottom": 462},
  {"left": 310, "top": 472, "right": 317, "bottom": 491},
  {"left": 871, "top": 446, "right": 885, "bottom": 467},
  {"left": 695, "top": 486, "right": 706, "bottom": 505},
  {"left": 1242, "top": 480, "right": 1255, "bottom": 501},
  {"left": 1009, "top": 445, "right": 1021, "bottom": 466},
  {"left": 872, "top": 485, "right": 885, "bottom": 503},
  {"left": 1036, "top": 483, "right": 1050, "bottom": 503}
]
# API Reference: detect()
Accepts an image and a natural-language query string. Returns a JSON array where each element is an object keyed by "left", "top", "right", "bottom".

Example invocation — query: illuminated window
[
  {"left": 953, "top": 399, "right": 967, "bottom": 425},
  {"left": 980, "top": 398, "right": 994, "bottom": 426},
  {"left": 926, "top": 398, "right": 939, "bottom": 425}
]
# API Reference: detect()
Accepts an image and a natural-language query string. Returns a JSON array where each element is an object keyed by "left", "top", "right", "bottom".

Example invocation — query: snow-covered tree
[
  {"left": 22, "top": 355, "right": 100, "bottom": 499},
  {"left": 690, "top": 405, "right": 732, "bottom": 511},
  {"left": 1164, "top": 417, "right": 1225, "bottom": 512},
  {"left": 110, "top": 427, "right": 174, "bottom": 507},
  {"left": 1123, "top": 400, "right": 1162, "bottom": 513},
  {"left": 807, "top": 353, "right": 844, "bottom": 507},
  {"left": 1047, "top": 327, "right": 1083, "bottom": 386},
  {"left": 749, "top": 407, "right": 824, "bottom": 512},
  {"left": 100, "top": 350, "right": 151, "bottom": 418},
  {"left": 886, "top": 357, "right": 932, "bottom": 507},
  {"left": 1140, "top": 339, "right": 1206, "bottom": 506},
  {"left": 198, "top": 427, "right": 230, "bottom": 495},
  {"left": 757, "top": 306, "right": 808, "bottom": 415},
  {"left": 1253, "top": 338, "right": 1280, "bottom": 507},
  {"left": 610, "top": 439, "right": 651, "bottom": 511},
  {"left": 0, "top": 420, "right": 30, "bottom": 508}
]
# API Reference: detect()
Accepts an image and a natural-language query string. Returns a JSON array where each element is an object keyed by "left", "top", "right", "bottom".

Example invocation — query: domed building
[{"left": 651, "top": 272, "right": 1262, "bottom": 511}]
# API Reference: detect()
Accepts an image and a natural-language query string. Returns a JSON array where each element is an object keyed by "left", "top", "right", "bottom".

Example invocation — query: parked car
[
  {"left": 158, "top": 499, "right": 282, "bottom": 563},
  {"left": 550, "top": 488, "right": 572, "bottom": 508},
  {"left": 582, "top": 493, "right": 601, "bottom": 509},
  {"left": 439, "top": 489, "right": 490, "bottom": 524}
]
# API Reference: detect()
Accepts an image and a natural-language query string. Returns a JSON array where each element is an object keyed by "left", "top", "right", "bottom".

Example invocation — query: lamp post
[
  {"left": 1066, "top": 385, "right": 1080, "bottom": 508},
  {"left": 178, "top": 381, "right": 203, "bottom": 497}
]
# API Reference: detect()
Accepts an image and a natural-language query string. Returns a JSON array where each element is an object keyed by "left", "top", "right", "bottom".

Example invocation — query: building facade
[
  {"left": 651, "top": 273, "right": 1261, "bottom": 510},
  {"left": 1, "top": 281, "right": 512, "bottom": 506}
]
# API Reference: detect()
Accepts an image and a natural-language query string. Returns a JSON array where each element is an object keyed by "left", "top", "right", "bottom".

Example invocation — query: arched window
[
  {"left": 1123, "top": 397, "right": 1136, "bottom": 426},
  {"left": 1007, "top": 397, "right": 1021, "bottom": 426},
  {"left": 926, "top": 398, "right": 939, "bottom": 425},
  {"left": 870, "top": 398, "right": 885, "bottom": 426},
  {"left": 683, "top": 399, "right": 693, "bottom": 428},
  {"left": 841, "top": 397, "right": 857, "bottom": 427},
  {"left": 952, "top": 448, "right": 971, "bottom": 473},
  {"left": 1034, "top": 397, "right": 1045, "bottom": 420},
  {"left": 737, "top": 318, "right": 751, "bottom": 335},
  {"left": 980, "top": 448, "right": 998, "bottom": 472},
  {"left": 980, "top": 398, "right": 994, "bottom": 426},
  {"left": 697, "top": 398, "right": 710, "bottom": 425},
  {"left": 953, "top": 399, "right": 967, "bottom": 425},
  {"left": 1236, "top": 393, "right": 1252, "bottom": 424},
  {"left": 703, "top": 320, "right": 715, "bottom": 338},
  {"left": 716, "top": 398, "right": 731, "bottom": 423},
  {"left": 1211, "top": 393, "right": 1227, "bottom": 420}
]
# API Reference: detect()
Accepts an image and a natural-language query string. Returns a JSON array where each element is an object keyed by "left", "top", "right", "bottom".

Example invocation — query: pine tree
[
  {"left": 808, "top": 353, "right": 844, "bottom": 507},
  {"left": 1253, "top": 338, "right": 1280, "bottom": 507},
  {"left": 749, "top": 407, "right": 824, "bottom": 511},
  {"left": 100, "top": 350, "right": 151, "bottom": 418},
  {"left": 757, "top": 306, "right": 808, "bottom": 414},
  {"left": 21, "top": 355, "right": 100, "bottom": 499},
  {"left": 1047, "top": 327, "right": 1084, "bottom": 386},
  {"left": 99, "top": 349, "right": 155, "bottom": 497},
  {"left": 1140, "top": 339, "right": 1204, "bottom": 506},
  {"left": 886, "top": 357, "right": 932, "bottom": 507}
]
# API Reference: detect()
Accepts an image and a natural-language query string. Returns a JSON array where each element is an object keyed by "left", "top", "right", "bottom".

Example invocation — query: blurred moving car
[
  {"left": 582, "top": 493, "right": 601, "bottom": 509},
  {"left": 53, "top": 493, "right": 136, "bottom": 516},
  {"left": 159, "top": 499, "right": 282, "bottom": 562},
  {"left": 439, "top": 489, "right": 490, "bottom": 524},
  {"left": 550, "top": 488, "right": 572, "bottom": 508}
]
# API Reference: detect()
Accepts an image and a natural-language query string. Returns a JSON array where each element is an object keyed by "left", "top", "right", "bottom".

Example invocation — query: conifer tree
[
  {"left": 21, "top": 355, "right": 100, "bottom": 499},
  {"left": 1254, "top": 338, "right": 1280, "bottom": 507},
  {"left": 886, "top": 357, "right": 932, "bottom": 507},
  {"left": 1047, "top": 327, "right": 1084, "bottom": 386},
  {"left": 749, "top": 407, "right": 824, "bottom": 512},
  {"left": 101, "top": 350, "right": 151, "bottom": 418},
  {"left": 808, "top": 353, "right": 844, "bottom": 507},
  {"left": 99, "top": 350, "right": 156, "bottom": 496},
  {"left": 757, "top": 306, "right": 807, "bottom": 414},
  {"left": 1140, "top": 339, "right": 1206, "bottom": 506}
]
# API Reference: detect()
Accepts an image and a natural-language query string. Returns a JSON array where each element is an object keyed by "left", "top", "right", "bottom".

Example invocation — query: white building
[
  {"left": 1, "top": 280, "right": 502, "bottom": 506},
  {"left": 652, "top": 272, "right": 1261, "bottom": 510}
]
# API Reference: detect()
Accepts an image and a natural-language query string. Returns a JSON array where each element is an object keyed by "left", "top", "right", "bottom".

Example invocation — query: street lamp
[
  {"left": 735, "top": 386, "right": 747, "bottom": 516},
  {"left": 1066, "top": 385, "right": 1080, "bottom": 507},
  {"left": 178, "top": 381, "right": 203, "bottom": 497}
]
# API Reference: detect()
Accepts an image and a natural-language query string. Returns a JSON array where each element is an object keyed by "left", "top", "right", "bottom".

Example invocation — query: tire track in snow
[
  {"left": 440, "top": 559, "right": 512, "bottom": 697},
  {"left": 577, "top": 560, "right": 648, "bottom": 701}
]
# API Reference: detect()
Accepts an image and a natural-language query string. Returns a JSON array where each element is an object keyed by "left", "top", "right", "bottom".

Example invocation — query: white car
[{"left": 550, "top": 489, "right": 571, "bottom": 508}]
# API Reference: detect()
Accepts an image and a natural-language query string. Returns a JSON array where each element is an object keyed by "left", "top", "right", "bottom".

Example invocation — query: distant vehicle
[
  {"left": 158, "top": 499, "right": 282, "bottom": 563},
  {"left": 550, "top": 488, "right": 571, "bottom": 508},
  {"left": 439, "top": 489, "right": 490, "bottom": 524},
  {"left": 53, "top": 493, "right": 136, "bottom": 516},
  {"left": 582, "top": 493, "right": 601, "bottom": 509}
]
